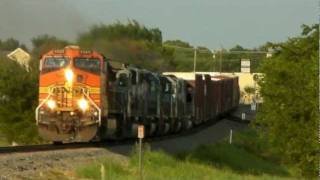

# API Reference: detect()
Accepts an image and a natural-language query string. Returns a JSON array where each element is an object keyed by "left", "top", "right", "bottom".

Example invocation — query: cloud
[{"left": 0, "top": 0, "right": 89, "bottom": 46}]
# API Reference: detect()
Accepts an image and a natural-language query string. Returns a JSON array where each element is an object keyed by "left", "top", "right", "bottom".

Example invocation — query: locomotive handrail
[
  {"left": 35, "top": 89, "right": 54, "bottom": 125},
  {"left": 81, "top": 87, "right": 102, "bottom": 126}
]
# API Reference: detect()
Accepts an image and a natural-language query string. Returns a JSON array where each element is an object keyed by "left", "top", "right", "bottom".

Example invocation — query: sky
[{"left": 0, "top": 0, "right": 317, "bottom": 50}]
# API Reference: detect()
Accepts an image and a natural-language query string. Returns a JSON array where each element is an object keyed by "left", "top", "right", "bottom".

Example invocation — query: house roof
[{"left": 7, "top": 48, "right": 31, "bottom": 62}]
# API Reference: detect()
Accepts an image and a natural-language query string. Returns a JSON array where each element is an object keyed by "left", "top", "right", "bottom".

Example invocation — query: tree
[
  {"left": 229, "top": 44, "right": 246, "bottom": 51},
  {"left": 77, "top": 20, "right": 174, "bottom": 72},
  {"left": 244, "top": 86, "right": 255, "bottom": 96},
  {"left": 78, "top": 20, "right": 162, "bottom": 47},
  {"left": 163, "top": 40, "right": 193, "bottom": 48},
  {"left": 258, "top": 41, "right": 275, "bottom": 51},
  {"left": 197, "top": 46, "right": 210, "bottom": 52},
  {"left": 0, "top": 58, "right": 41, "bottom": 143},
  {"left": 31, "top": 35, "right": 69, "bottom": 57},
  {"left": 256, "top": 24, "right": 319, "bottom": 176},
  {"left": 0, "top": 38, "right": 27, "bottom": 51}
]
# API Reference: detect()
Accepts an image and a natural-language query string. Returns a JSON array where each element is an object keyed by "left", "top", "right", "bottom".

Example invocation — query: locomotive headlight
[
  {"left": 78, "top": 98, "right": 89, "bottom": 111},
  {"left": 47, "top": 99, "right": 56, "bottom": 110},
  {"left": 65, "top": 68, "right": 74, "bottom": 83}
]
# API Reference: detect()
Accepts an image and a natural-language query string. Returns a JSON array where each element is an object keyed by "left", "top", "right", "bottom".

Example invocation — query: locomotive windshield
[
  {"left": 74, "top": 58, "right": 101, "bottom": 74},
  {"left": 42, "top": 57, "right": 69, "bottom": 72}
]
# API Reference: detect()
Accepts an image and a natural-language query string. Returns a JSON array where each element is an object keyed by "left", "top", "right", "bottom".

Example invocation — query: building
[{"left": 7, "top": 48, "right": 31, "bottom": 70}]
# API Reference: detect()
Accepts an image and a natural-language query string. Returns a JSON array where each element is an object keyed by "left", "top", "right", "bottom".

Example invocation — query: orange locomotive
[{"left": 36, "top": 46, "right": 105, "bottom": 142}]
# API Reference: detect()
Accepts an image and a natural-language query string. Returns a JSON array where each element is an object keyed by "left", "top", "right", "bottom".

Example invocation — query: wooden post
[
  {"left": 100, "top": 163, "right": 105, "bottom": 180},
  {"left": 229, "top": 129, "right": 233, "bottom": 144},
  {"left": 138, "top": 125, "right": 144, "bottom": 180}
]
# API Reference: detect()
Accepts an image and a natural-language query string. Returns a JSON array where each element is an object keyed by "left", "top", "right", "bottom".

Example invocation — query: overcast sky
[{"left": 0, "top": 0, "right": 317, "bottom": 49}]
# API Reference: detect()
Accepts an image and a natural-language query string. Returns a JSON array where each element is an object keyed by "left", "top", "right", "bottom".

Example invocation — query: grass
[
  {"left": 74, "top": 129, "right": 299, "bottom": 180},
  {"left": 180, "top": 143, "right": 288, "bottom": 176},
  {"left": 76, "top": 150, "right": 294, "bottom": 180},
  {"left": 76, "top": 160, "right": 130, "bottom": 180}
]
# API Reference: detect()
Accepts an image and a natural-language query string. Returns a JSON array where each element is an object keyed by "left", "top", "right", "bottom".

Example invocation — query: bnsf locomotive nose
[{"left": 36, "top": 46, "right": 103, "bottom": 143}]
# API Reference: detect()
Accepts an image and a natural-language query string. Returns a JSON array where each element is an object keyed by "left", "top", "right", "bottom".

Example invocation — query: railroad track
[
  {"left": 0, "top": 114, "right": 250, "bottom": 155},
  {"left": 0, "top": 142, "right": 99, "bottom": 154}
]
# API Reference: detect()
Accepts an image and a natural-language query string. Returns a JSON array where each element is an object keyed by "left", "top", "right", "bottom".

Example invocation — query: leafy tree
[
  {"left": 255, "top": 24, "right": 319, "bottom": 177},
  {"left": 0, "top": 35, "right": 67, "bottom": 144},
  {"left": 230, "top": 44, "right": 247, "bottom": 51},
  {"left": 31, "top": 34, "right": 69, "bottom": 57},
  {"left": 0, "top": 38, "right": 27, "bottom": 51},
  {"left": 244, "top": 86, "right": 255, "bottom": 95},
  {"left": 77, "top": 20, "right": 174, "bottom": 72},
  {"left": 163, "top": 40, "right": 193, "bottom": 48},
  {"left": 258, "top": 42, "right": 276, "bottom": 51},
  {"left": 0, "top": 58, "right": 41, "bottom": 144},
  {"left": 197, "top": 46, "right": 210, "bottom": 52},
  {"left": 0, "top": 38, "right": 19, "bottom": 51},
  {"left": 78, "top": 20, "right": 162, "bottom": 47}
]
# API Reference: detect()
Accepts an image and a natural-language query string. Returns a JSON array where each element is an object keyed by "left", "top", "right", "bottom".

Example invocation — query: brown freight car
[
  {"left": 212, "top": 75, "right": 239, "bottom": 114},
  {"left": 194, "top": 74, "right": 204, "bottom": 124},
  {"left": 204, "top": 74, "right": 212, "bottom": 121},
  {"left": 210, "top": 77, "right": 222, "bottom": 119}
]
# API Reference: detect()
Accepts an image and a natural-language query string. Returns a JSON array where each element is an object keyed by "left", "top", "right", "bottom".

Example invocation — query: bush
[
  {"left": 256, "top": 24, "right": 319, "bottom": 176},
  {"left": 0, "top": 58, "right": 42, "bottom": 144}
]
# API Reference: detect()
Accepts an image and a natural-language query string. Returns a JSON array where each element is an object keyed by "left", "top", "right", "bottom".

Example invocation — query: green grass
[
  {"left": 76, "top": 159, "right": 130, "bottom": 180},
  {"left": 75, "top": 129, "right": 299, "bottom": 180},
  {"left": 181, "top": 143, "right": 288, "bottom": 176},
  {"left": 76, "top": 150, "right": 295, "bottom": 180}
]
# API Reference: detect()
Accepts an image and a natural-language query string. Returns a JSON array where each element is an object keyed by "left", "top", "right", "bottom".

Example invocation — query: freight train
[{"left": 36, "top": 46, "right": 240, "bottom": 143}]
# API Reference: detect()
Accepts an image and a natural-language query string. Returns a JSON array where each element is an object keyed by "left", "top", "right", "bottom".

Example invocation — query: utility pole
[
  {"left": 219, "top": 48, "right": 222, "bottom": 74},
  {"left": 253, "top": 74, "right": 258, "bottom": 111},
  {"left": 193, "top": 47, "right": 197, "bottom": 74},
  {"left": 212, "top": 49, "right": 222, "bottom": 73},
  {"left": 211, "top": 49, "right": 215, "bottom": 72}
]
